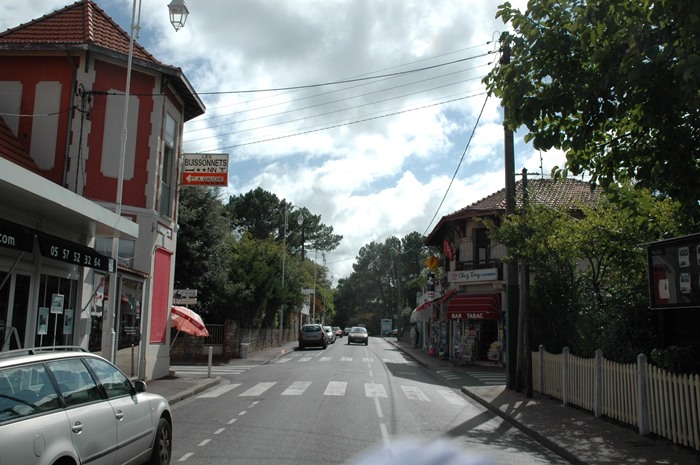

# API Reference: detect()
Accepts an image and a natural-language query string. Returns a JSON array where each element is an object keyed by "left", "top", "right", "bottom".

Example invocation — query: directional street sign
[{"left": 182, "top": 153, "right": 229, "bottom": 186}]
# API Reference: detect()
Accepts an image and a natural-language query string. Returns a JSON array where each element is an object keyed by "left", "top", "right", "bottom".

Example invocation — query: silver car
[
  {"left": 0, "top": 347, "right": 172, "bottom": 465},
  {"left": 323, "top": 325, "right": 336, "bottom": 344},
  {"left": 347, "top": 326, "right": 369, "bottom": 345}
]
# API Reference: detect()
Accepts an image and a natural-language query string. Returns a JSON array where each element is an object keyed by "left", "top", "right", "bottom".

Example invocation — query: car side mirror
[{"left": 133, "top": 380, "right": 147, "bottom": 393}]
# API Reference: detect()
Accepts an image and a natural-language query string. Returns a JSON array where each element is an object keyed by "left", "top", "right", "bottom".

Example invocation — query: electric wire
[{"left": 421, "top": 93, "right": 490, "bottom": 237}]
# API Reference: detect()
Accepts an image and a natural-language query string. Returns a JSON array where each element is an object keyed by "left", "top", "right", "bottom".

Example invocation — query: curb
[
  {"left": 459, "top": 387, "right": 588, "bottom": 465},
  {"left": 390, "top": 339, "right": 587, "bottom": 465},
  {"left": 165, "top": 376, "right": 222, "bottom": 405}
]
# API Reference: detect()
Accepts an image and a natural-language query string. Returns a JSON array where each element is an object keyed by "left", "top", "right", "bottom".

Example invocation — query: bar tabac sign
[{"left": 182, "top": 153, "right": 229, "bottom": 186}]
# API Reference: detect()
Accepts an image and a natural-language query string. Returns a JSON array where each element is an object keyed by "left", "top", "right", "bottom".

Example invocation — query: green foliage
[
  {"left": 227, "top": 187, "right": 342, "bottom": 254},
  {"left": 650, "top": 345, "right": 700, "bottom": 375},
  {"left": 175, "top": 187, "right": 232, "bottom": 320},
  {"left": 176, "top": 187, "right": 336, "bottom": 328},
  {"left": 334, "top": 233, "right": 431, "bottom": 335},
  {"left": 486, "top": 0, "right": 700, "bottom": 227},
  {"left": 491, "top": 184, "right": 681, "bottom": 360}
]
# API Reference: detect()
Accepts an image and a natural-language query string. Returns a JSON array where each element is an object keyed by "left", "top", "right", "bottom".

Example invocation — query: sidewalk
[
  {"left": 389, "top": 338, "right": 700, "bottom": 465},
  {"left": 142, "top": 339, "right": 700, "bottom": 465}
]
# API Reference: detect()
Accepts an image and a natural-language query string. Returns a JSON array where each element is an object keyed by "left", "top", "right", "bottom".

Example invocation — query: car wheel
[
  {"left": 148, "top": 417, "right": 172, "bottom": 465},
  {"left": 298, "top": 344, "right": 304, "bottom": 350},
  {"left": 365, "top": 341, "right": 368, "bottom": 345}
]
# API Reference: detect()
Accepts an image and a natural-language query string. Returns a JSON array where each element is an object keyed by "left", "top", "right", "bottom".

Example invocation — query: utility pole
[
  {"left": 396, "top": 243, "right": 402, "bottom": 341},
  {"left": 520, "top": 168, "right": 533, "bottom": 397},
  {"left": 280, "top": 207, "right": 288, "bottom": 346},
  {"left": 501, "top": 32, "right": 520, "bottom": 391}
]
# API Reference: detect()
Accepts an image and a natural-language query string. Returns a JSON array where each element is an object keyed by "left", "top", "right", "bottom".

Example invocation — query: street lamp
[
  {"left": 167, "top": 0, "right": 189, "bottom": 31},
  {"left": 103, "top": 0, "right": 189, "bottom": 366},
  {"left": 297, "top": 213, "right": 304, "bottom": 260},
  {"left": 280, "top": 207, "right": 288, "bottom": 345}
]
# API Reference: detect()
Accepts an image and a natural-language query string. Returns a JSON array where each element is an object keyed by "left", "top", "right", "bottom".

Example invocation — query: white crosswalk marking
[
  {"left": 401, "top": 385, "right": 431, "bottom": 401},
  {"left": 298, "top": 356, "right": 312, "bottom": 362},
  {"left": 324, "top": 381, "right": 347, "bottom": 396},
  {"left": 362, "top": 357, "right": 374, "bottom": 363},
  {"left": 275, "top": 358, "right": 292, "bottom": 363},
  {"left": 198, "top": 383, "right": 240, "bottom": 398},
  {"left": 437, "top": 370, "right": 462, "bottom": 380},
  {"left": 320, "top": 357, "right": 332, "bottom": 362},
  {"left": 471, "top": 372, "right": 506, "bottom": 385},
  {"left": 364, "top": 383, "right": 387, "bottom": 398},
  {"left": 171, "top": 365, "right": 256, "bottom": 376},
  {"left": 341, "top": 357, "right": 353, "bottom": 362},
  {"left": 239, "top": 382, "right": 276, "bottom": 396},
  {"left": 195, "top": 379, "right": 472, "bottom": 405},
  {"left": 281, "top": 381, "right": 311, "bottom": 396},
  {"left": 436, "top": 388, "right": 467, "bottom": 405}
]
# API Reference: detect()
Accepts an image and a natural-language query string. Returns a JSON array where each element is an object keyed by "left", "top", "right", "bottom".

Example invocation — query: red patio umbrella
[{"left": 171, "top": 305, "right": 209, "bottom": 337}]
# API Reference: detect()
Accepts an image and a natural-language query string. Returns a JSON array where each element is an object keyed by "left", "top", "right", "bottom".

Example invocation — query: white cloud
[{"left": 3, "top": 0, "right": 542, "bottom": 285}]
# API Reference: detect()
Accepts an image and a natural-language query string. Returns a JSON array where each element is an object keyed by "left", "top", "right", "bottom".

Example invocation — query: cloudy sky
[{"left": 3, "top": 0, "right": 564, "bottom": 284}]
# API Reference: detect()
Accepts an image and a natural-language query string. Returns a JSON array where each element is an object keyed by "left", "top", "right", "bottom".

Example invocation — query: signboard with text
[
  {"left": 645, "top": 233, "right": 700, "bottom": 310},
  {"left": 182, "top": 153, "right": 229, "bottom": 186},
  {"left": 447, "top": 268, "right": 498, "bottom": 283}
]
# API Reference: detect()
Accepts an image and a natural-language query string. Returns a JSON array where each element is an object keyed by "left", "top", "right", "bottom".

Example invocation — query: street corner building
[{"left": 0, "top": 0, "right": 205, "bottom": 380}]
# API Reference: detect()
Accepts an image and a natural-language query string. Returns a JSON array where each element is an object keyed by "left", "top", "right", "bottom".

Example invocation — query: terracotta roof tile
[
  {"left": 0, "top": 0, "right": 159, "bottom": 64},
  {"left": 454, "top": 177, "right": 598, "bottom": 215},
  {"left": 426, "top": 177, "right": 600, "bottom": 245},
  {"left": 0, "top": 117, "right": 42, "bottom": 174}
]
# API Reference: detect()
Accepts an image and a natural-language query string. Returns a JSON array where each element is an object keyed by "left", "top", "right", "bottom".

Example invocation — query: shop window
[
  {"left": 473, "top": 228, "right": 491, "bottom": 264},
  {"left": 35, "top": 275, "right": 78, "bottom": 347},
  {"left": 116, "top": 277, "right": 143, "bottom": 350},
  {"left": 95, "top": 237, "right": 135, "bottom": 269},
  {"left": 159, "top": 113, "right": 177, "bottom": 217}
]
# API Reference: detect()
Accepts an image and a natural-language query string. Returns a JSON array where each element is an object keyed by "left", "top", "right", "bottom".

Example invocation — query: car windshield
[
  {"left": 302, "top": 325, "right": 321, "bottom": 332},
  {"left": 351, "top": 327, "right": 367, "bottom": 333}
]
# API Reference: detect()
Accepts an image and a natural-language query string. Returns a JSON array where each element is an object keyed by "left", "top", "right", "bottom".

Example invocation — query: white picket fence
[{"left": 532, "top": 346, "right": 700, "bottom": 451}]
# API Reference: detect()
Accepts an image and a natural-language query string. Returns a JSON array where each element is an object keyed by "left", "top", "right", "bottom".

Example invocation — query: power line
[
  {"left": 186, "top": 78, "right": 487, "bottom": 146},
  {"left": 195, "top": 52, "right": 494, "bottom": 96},
  {"left": 190, "top": 92, "right": 485, "bottom": 152},
  {"left": 421, "top": 93, "right": 490, "bottom": 237},
  {"left": 185, "top": 63, "right": 491, "bottom": 134}
]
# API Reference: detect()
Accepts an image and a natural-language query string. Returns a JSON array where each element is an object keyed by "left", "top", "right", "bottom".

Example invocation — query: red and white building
[{"left": 0, "top": 0, "right": 205, "bottom": 380}]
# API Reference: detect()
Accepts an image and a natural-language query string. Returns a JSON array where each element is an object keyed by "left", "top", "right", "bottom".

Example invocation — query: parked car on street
[
  {"left": 333, "top": 326, "right": 343, "bottom": 338},
  {"left": 347, "top": 326, "right": 369, "bottom": 345},
  {"left": 383, "top": 328, "right": 398, "bottom": 337},
  {"left": 324, "top": 326, "right": 336, "bottom": 344},
  {"left": 343, "top": 327, "right": 351, "bottom": 336},
  {"left": 0, "top": 346, "right": 172, "bottom": 465},
  {"left": 298, "top": 324, "right": 327, "bottom": 349}
]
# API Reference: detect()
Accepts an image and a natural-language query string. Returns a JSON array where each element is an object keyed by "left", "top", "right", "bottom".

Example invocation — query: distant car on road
[
  {"left": 333, "top": 326, "right": 343, "bottom": 338},
  {"left": 383, "top": 329, "right": 398, "bottom": 337},
  {"left": 343, "top": 327, "right": 351, "bottom": 336},
  {"left": 299, "top": 324, "right": 327, "bottom": 350},
  {"left": 347, "top": 326, "right": 369, "bottom": 345},
  {"left": 323, "top": 326, "right": 336, "bottom": 344}
]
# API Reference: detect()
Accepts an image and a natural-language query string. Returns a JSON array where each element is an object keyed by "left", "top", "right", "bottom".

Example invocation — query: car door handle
[
  {"left": 115, "top": 410, "right": 124, "bottom": 421},
  {"left": 72, "top": 421, "right": 83, "bottom": 434}
]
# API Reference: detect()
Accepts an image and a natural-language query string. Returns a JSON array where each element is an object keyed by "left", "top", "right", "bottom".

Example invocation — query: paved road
[{"left": 169, "top": 338, "right": 567, "bottom": 465}]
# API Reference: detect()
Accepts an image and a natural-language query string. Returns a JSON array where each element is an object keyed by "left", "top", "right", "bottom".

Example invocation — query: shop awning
[
  {"left": 410, "top": 303, "right": 432, "bottom": 322},
  {"left": 410, "top": 289, "right": 459, "bottom": 323},
  {"left": 446, "top": 293, "right": 502, "bottom": 320}
]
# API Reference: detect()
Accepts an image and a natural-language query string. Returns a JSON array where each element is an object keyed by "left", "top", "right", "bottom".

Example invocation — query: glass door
[{"left": 1, "top": 272, "right": 31, "bottom": 351}]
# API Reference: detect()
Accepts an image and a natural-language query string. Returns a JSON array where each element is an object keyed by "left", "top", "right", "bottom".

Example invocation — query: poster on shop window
[{"left": 37, "top": 307, "right": 49, "bottom": 335}]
